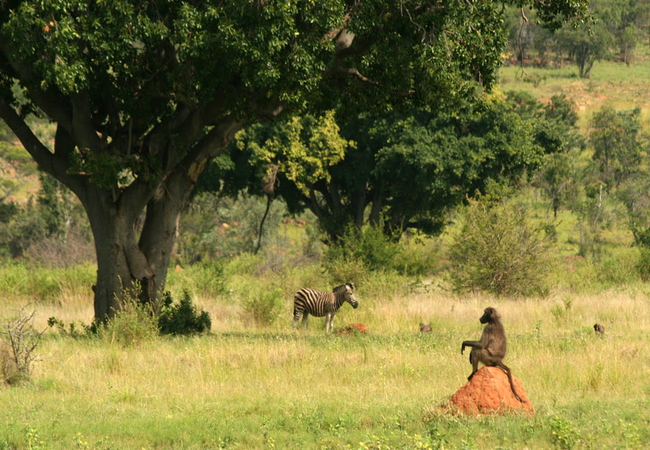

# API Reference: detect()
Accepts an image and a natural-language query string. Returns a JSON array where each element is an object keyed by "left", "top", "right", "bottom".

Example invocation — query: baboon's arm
[{"left": 461, "top": 339, "right": 484, "bottom": 354}]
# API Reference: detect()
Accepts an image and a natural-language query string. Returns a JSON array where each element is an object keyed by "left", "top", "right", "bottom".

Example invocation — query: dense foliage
[
  {"left": 216, "top": 96, "right": 568, "bottom": 241},
  {"left": 158, "top": 291, "right": 211, "bottom": 336},
  {"left": 449, "top": 197, "right": 554, "bottom": 296}
]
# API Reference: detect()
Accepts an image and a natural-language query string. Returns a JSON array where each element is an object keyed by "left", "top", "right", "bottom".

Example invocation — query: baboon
[
  {"left": 461, "top": 307, "right": 525, "bottom": 403},
  {"left": 420, "top": 323, "right": 432, "bottom": 333},
  {"left": 593, "top": 323, "right": 605, "bottom": 335}
]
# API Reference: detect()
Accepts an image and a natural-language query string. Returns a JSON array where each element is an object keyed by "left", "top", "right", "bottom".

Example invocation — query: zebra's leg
[
  {"left": 293, "top": 308, "right": 301, "bottom": 329},
  {"left": 329, "top": 312, "right": 336, "bottom": 333},
  {"left": 302, "top": 312, "right": 309, "bottom": 330}
]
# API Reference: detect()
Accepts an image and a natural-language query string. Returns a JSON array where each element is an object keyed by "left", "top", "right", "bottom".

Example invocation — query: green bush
[
  {"left": 550, "top": 416, "right": 580, "bottom": 449},
  {"left": 241, "top": 287, "right": 284, "bottom": 326},
  {"left": 323, "top": 225, "right": 435, "bottom": 277},
  {"left": 636, "top": 248, "right": 650, "bottom": 281},
  {"left": 323, "top": 255, "right": 370, "bottom": 290},
  {"left": 176, "top": 193, "right": 288, "bottom": 263},
  {"left": 597, "top": 252, "right": 638, "bottom": 287},
  {"left": 325, "top": 225, "right": 398, "bottom": 272},
  {"left": 98, "top": 289, "right": 158, "bottom": 347},
  {"left": 0, "top": 262, "right": 95, "bottom": 302},
  {"left": 47, "top": 316, "right": 99, "bottom": 337},
  {"left": 169, "top": 261, "right": 227, "bottom": 298},
  {"left": 158, "top": 290, "right": 211, "bottom": 336},
  {"left": 449, "top": 197, "right": 554, "bottom": 296}
]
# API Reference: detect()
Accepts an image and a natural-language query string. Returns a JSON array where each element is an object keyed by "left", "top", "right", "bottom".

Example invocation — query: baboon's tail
[{"left": 498, "top": 363, "right": 525, "bottom": 403}]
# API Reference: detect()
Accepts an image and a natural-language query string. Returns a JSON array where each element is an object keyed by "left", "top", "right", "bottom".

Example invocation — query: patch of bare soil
[{"left": 335, "top": 323, "right": 368, "bottom": 336}]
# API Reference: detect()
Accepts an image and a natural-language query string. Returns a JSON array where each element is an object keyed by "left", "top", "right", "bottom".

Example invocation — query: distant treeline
[{"left": 504, "top": 0, "right": 650, "bottom": 76}]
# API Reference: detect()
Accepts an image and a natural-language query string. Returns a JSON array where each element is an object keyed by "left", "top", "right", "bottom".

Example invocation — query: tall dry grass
[{"left": 1, "top": 270, "right": 649, "bottom": 448}]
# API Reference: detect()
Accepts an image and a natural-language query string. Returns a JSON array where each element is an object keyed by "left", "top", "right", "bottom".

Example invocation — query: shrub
[
  {"left": 636, "top": 248, "right": 650, "bottom": 281},
  {"left": 1, "top": 306, "right": 45, "bottom": 385},
  {"left": 449, "top": 197, "right": 554, "bottom": 296},
  {"left": 597, "top": 252, "right": 638, "bottom": 287},
  {"left": 98, "top": 288, "right": 158, "bottom": 347},
  {"left": 176, "top": 193, "right": 288, "bottom": 262},
  {"left": 158, "top": 290, "right": 211, "bottom": 336},
  {"left": 169, "top": 261, "right": 227, "bottom": 298},
  {"left": 323, "top": 224, "right": 436, "bottom": 280},
  {"left": 323, "top": 255, "right": 370, "bottom": 290},
  {"left": 324, "top": 224, "right": 399, "bottom": 272},
  {"left": 241, "top": 287, "right": 284, "bottom": 326},
  {"left": 47, "top": 316, "right": 99, "bottom": 338},
  {"left": 0, "top": 262, "right": 95, "bottom": 303},
  {"left": 549, "top": 416, "right": 580, "bottom": 449}
]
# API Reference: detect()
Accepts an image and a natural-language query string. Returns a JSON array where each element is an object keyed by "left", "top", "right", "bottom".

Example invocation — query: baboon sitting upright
[{"left": 461, "top": 307, "right": 525, "bottom": 403}]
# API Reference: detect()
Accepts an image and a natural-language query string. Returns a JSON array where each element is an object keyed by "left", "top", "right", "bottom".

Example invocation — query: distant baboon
[
  {"left": 420, "top": 323, "right": 432, "bottom": 333},
  {"left": 461, "top": 307, "right": 525, "bottom": 403},
  {"left": 593, "top": 323, "right": 605, "bottom": 335}
]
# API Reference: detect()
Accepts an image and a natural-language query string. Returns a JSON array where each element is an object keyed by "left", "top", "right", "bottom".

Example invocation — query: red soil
[
  {"left": 336, "top": 323, "right": 368, "bottom": 335},
  {"left": 445, "top": 367, "right": 534, "bottom": 417}
]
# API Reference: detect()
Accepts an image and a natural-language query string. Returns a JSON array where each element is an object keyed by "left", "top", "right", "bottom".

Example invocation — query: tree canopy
[{"left": 221, "top": 93, "right": 579, "bottom": 241}]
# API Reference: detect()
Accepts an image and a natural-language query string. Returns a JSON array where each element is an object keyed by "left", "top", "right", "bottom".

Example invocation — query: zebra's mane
[{"left": 332, "top": 283, "right": 353, "bottom": 293}]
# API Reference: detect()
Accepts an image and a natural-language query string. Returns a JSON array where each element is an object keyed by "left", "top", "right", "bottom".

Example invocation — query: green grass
[{"left": 1, "top": 278, "right": 650, "bottom": 448}]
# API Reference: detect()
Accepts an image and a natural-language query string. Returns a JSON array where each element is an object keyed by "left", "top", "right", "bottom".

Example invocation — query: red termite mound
[{"left": 445, "top": 367, "right": 534, "bottom": 417}]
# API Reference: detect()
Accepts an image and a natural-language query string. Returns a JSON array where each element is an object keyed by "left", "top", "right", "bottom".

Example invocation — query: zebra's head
[
  {"left": 334, "top": 282, "right": 358, "bottom": 308},
  {"left": 344, "top": 282, "right": 358, "bottom": 309}
]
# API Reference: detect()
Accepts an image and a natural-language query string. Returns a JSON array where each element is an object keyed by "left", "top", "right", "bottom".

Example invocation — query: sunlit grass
[{"left": 2, "top": 278, "right": 650, "bottom": 448}]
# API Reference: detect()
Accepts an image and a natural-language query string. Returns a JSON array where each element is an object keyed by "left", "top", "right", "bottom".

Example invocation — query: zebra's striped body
[{"left": 293, "top": 283, "right": 358, "bottom": 333}]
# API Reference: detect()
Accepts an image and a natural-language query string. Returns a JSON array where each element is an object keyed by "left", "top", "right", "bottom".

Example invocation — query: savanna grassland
[
  {"left": 1, "top": 244, "right": 650, "bottom": 449},
  {"left": 2, "top": 38, "right": 650, "bottom": 450}
]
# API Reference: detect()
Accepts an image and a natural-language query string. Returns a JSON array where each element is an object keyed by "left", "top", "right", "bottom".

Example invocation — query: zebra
[{"left": 292, "top": 282, "right": 359, "bottom": 333}]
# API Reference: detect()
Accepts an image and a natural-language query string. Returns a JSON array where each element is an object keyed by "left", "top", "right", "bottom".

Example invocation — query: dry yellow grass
[{"left": 2, "top": 281, "right": 649, "bottom": 448}]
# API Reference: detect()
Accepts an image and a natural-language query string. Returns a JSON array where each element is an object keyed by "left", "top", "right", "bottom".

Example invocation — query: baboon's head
[
  {"left": 344, "top": 282, "right": 358, "bottom": 309},
  {"left": 480, "top": 307, "right": 499, "bottom": 324}
]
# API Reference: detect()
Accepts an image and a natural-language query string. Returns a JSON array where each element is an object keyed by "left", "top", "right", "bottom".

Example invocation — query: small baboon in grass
[
  {"left": 594, "top": 323, "right": 605, "bottom": 335},
  {"left": 461, "top": 307, "right": 525, "bottom": 403},
  {"left": 419, "top": 323, "right": 432, "bottom": 333}
]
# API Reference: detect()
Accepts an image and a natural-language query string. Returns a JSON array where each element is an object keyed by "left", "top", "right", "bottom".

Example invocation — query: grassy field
[{"left": 1, "top": 259, "right": 650, "bottom": 449}]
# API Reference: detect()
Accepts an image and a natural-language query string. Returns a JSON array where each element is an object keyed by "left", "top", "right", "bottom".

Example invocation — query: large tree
[
  {"left": 229, "top": 100, "right": 553, "bottom": 241},
  {"left": 0, "top": 0, "right": 587, "bottom": 321}
]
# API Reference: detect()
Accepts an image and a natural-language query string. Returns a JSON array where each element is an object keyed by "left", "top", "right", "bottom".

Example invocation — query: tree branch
[
  {"left": 0, "top": 97, "right": 55, "bottom": 173},
  {"left": 70, "top": 90, "right": 108, "bottom": 151}
]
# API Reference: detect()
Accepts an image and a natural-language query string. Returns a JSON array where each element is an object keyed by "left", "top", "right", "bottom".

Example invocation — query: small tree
[
  {"left": 558, "top": 20, "right": 614, "bottom": 78},
  {"left": 590, "top": 106, "right": 644, "bottom": 192},
  {"left": 449, "top": 197, "right": 554, "bottom": 296}
]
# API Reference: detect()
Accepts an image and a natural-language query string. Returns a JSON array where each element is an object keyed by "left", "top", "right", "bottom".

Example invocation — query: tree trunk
[
  {"left": 369, "top": 190, "right": 383, "bottom": 227},
  {"left": 0, "top": 83, "right": 246, "bottom": 323},
  {"left": 352, "top": 188, "right": 367, "bottom": 229},
  {"left": 82, "top": 183, "right": 182, "bottom": 322},
  {"left": 255, "top": 196, "right": 273, "bottom": 255}
]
